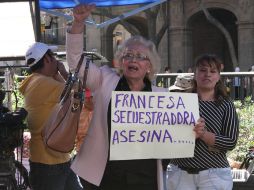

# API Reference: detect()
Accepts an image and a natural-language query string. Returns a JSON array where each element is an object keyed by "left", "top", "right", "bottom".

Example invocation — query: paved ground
[
  {"left": 233, "top": 174, "right": 254, "bottom": 190},
  {"left": 19, "top": 158, "right": 254, "bottom": 190}
]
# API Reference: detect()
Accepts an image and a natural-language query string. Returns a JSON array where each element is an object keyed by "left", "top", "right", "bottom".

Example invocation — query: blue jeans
[
  {"left": 29, "top": 160, "right": 82, "bottom": 190},
  {"left": 166, "top": 165, "right": 233, "bottom": 190},
  {"left": 163, "top": 170, "right": 167, "bottom": 190}
]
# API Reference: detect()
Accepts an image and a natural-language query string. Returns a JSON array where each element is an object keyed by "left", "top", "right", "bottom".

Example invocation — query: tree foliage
[{"left": 227, "top": 97, "right": 254, "bottom": 162}]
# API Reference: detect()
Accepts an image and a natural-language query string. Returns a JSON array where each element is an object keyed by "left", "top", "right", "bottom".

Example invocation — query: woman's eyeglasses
[{"left": 122, "top": 52, "right": 149, "bottom": 62}]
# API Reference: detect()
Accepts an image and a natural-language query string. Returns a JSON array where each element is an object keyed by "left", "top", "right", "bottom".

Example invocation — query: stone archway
[
  {"left": 187, "top": 8, "right": 237, "bottom": 71},
  {"left": 125, "top": 16, "right": 148, "bottom": 38},
  {"left": 103, "top": 16, "right": 148, "bottom": 66}
]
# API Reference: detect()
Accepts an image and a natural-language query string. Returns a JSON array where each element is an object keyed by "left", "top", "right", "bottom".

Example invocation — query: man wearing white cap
[{"left": 19, "top": 42, "right": 82, "bottom": 190}]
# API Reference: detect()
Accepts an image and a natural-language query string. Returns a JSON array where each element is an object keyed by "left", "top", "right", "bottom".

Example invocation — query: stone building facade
[
  {"left": 167, "top": 0, "right": 254, "bottom": 72},
  {"left": 46, "top": 0, "right": 254, "bottom": 72}
]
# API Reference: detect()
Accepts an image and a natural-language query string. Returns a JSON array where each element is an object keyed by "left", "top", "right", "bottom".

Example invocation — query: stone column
[
  {"left": 168, "top": 0, "right": 192, "bottom": 72},
  {"left": 238, "top": 21, "right": 254, "bottom": 70},
  {"left": 237, "top": 0, "right": 254, "bottom": 70},
  {"left": 169, "top": 27, "right": 192, "bottom": 72}
]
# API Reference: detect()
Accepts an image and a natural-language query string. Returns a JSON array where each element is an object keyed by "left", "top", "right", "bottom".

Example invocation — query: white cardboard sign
[{"left": 110, "top": 91, "right": 199, "bottom": 160}]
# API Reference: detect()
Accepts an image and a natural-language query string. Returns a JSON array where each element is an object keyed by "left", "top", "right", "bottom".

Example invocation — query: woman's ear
[{"left": 147, "top": 62, "right": 152, "bottom": 73}]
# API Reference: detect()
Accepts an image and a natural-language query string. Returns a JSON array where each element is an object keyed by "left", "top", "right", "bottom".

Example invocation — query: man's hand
[{"left": 57, "top": 61, "right": 68, "bottom": 80}]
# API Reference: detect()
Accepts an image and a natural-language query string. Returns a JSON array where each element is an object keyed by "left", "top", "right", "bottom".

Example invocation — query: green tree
[{"left": 227, "top": 97, "right": 254, "bottom": 162}]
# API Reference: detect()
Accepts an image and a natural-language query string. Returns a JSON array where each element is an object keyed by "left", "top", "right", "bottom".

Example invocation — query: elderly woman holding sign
[
  {"left": 167, "top": 54, "right": 239, "bottom": 190},
  {"left": 66, "top": 4, "right": 169, "bottom": 190}
]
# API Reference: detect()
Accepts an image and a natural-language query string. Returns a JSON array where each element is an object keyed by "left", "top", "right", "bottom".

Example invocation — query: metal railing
[
  {"left": 156, "top": 72, "right": 254, "bottom": 100},
  {"left": 1, "top": 70, "right": 254, "bottom": 102}
]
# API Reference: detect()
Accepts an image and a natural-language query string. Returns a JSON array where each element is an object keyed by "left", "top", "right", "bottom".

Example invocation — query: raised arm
[
  {"left": 66, "top": 4, "right": 95, "bottom": 74},
  {"left": 66, "top": 4, "right": 104, "bottom": 92}
]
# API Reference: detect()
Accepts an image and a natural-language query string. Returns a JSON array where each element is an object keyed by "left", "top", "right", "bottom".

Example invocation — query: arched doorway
[
  {"left": 104, "top": 16, "right": 148, "bottom": 66},
  {"left": 188, "top": 8, "right": 237, "bottom": 71}
]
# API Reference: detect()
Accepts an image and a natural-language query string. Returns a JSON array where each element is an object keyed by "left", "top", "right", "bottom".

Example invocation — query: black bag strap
[
  {"left": 82, "top": 58, "right": 90, "bottom": 89},
  {"left": 60, "top": 53, "right": 86, "bottom": 102},
  {"left": 74, "top": 53, "right": 86, "bottom": 78}
]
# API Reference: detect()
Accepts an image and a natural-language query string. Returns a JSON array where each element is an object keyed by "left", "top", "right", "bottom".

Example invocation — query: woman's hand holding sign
[
  {"left": 193, "top": 118, "right": 206, "bottom": 139},
  {"left": 194, "top": 117, "right": 216, "bottom": 146}
]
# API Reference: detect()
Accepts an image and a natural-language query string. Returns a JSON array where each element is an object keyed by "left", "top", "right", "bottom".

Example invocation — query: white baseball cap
[{"left": 25, "top": 42, "right": 57, "bottom": 67}]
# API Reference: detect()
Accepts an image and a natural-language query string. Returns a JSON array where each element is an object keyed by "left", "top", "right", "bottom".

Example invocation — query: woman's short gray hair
[{"left": 114, "top": 35, "right": 161, "bottom": 81}]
